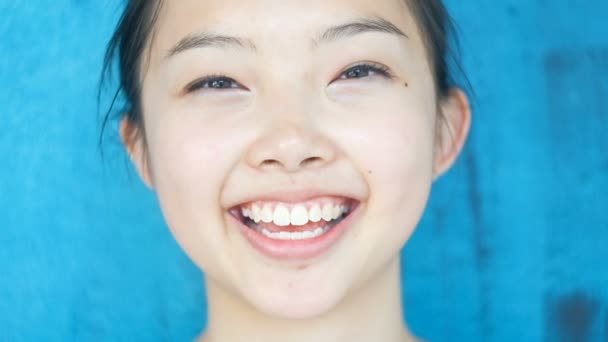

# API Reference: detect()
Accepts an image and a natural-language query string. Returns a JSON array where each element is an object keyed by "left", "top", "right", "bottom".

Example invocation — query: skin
[{"left": 121, "top": 0, "right": 471, "bottom": 341}]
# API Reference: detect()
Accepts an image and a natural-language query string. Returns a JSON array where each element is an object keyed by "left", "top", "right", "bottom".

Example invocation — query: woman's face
[{"left": 130, "top": 0, "right": 450, "bottom": 319}]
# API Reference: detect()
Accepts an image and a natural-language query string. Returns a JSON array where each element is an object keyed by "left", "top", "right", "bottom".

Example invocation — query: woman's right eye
[{"left": 186, "top": 75, "right": 242, "bottom": 92}]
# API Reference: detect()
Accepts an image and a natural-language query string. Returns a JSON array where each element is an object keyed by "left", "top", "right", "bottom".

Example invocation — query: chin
[
  {"left": 240, "top": 276, "right": 349, "bottom": 320},
  {"left": 252, "top": 292, "right": 342, "bottom": 320}
]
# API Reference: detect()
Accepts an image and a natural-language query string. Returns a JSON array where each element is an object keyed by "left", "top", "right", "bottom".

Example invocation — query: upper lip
[{"left": 226, "top": 188, "right": 362, "bottom": 209}]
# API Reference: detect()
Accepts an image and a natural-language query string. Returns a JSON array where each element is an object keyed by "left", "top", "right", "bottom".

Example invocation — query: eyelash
[
  {"left": 185, "top": 63, "right": 393, "bottom": 93},
  {"left": 337, "top": 63, "right": 393, "bottom": 81},
  {"left": 186, "top": 74, "right": 240, "bottom": 92}
]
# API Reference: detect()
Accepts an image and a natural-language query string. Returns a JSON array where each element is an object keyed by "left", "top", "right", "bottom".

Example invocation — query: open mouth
[{"left": 229, "top": 197, "right": 359, "bottom": 241}]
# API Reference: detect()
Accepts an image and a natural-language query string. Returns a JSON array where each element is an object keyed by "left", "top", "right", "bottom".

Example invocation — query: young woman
[{"left": 101, "top": 0, "right": 471, "bottom": 340}]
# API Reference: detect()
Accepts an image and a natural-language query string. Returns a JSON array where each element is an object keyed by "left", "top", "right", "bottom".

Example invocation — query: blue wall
[{"left": 1, "top": 1, "right": 606, "bottom": 341}]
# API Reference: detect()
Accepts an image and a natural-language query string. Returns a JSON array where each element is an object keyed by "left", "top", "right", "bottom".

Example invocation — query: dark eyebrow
[
  {"left": 165, "top": 33, "right": 257, "bottom": 59},
  {"left": 314, "top": 16, "right": 408, "bottom": 46}
]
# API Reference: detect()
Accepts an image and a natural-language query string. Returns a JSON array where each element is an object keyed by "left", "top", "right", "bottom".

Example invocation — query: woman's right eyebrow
[
  {"left": 164, "top": 34, "right": 257, "bottom": 60},
  {"left": 164, "top": 16, "right": 408, "bottom": 60}
]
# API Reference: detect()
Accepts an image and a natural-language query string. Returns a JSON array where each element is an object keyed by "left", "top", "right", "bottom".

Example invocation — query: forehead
[{"left": 150, "top": 0, "right": 419, "bottom": 55}]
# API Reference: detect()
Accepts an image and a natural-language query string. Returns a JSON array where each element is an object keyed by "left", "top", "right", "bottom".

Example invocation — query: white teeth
[
  {"left": 290, "top": 205, "right": 309, "bottom": 226},
  {"left": 322, "top": 203, "right": 334, "bottom": 222},
  {"left": 332, "top": 205, "right": 343, "bottom": 220},
  {"left": 301, "top": 230, "right": 313, "bottom": 239},
  {"left": 261, "top": 204, "right": 273, "bottom": 223},
  {"left": 273, "top": 205, "right": 291, "bottom": 226},
  {"left": 252, "top": 204, "right": 262, "bottom": 223},
  {"left": 309, "top": 204, "right": 322, "bottom": 222},
  {"left": 259, "top": 226, "right": 330, "bottom": 240},
  {"left": 242, "top": 202, "right": 351, "bottom": 225}
]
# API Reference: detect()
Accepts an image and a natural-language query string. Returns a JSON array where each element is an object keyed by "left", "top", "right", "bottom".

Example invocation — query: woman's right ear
[{"left": 120, "top": 117, "right": 154, "bottom": 189}]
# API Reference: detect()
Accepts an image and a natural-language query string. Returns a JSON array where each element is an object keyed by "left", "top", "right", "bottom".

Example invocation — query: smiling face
[{"left": 124, "top": 0, "right": 469, "bottom": 320}]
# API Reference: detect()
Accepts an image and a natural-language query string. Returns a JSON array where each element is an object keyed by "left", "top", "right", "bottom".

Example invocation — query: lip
[
  {"left": 224, "top": 189, "right": 362, "bottom": 208},
  {"left": 229, "top": 201, "right": 361, "bottom": 261}
]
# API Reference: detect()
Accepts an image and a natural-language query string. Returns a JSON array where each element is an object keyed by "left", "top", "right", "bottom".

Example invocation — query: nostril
[
  {"left": 300, "top": 156, "right": 324, "bottom": 167},
  {"left": 258, "top": 156, "right": 325, "bottom": 171},
  {"left": 260, "top": 159, "right": 282, "bottom": 168}
]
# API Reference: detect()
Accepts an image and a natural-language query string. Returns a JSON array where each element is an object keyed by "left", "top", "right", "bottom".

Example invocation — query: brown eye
[
  {"left": 338, "top": 63, "right": 392, "bottom": 80},
  {"left": 344, "top": 67, "right": 371, "bottom": 78},
  {"left": 187, "top": 75, "right": 242, "bottom": 92}
]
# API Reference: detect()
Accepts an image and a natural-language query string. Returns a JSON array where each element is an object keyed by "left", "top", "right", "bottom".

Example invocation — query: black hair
[
  {"left": 99, "top": 0, "right": 163, "bottom": 149},
  {"left": 99, "top": 0, "right": 464, "bottom": 147}
]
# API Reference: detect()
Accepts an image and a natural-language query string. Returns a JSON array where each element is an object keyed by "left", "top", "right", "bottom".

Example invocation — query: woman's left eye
[{"left": 336, "top": 63, "right": 392, "bottom": 81}]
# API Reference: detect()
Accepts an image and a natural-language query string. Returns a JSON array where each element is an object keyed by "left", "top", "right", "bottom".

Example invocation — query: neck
[{"left": 199, "top": 257, "right": 416, "bottom": 342}]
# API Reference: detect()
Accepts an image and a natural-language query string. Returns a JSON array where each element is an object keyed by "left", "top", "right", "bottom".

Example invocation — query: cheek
[
  {"left": 368, "top": 110, "right": 435, "bottom": 206},
  {"left": 334, "top": 93, "right": 436, "bottom": 259},
  {"left": 145, "top": 97, "right": 259, "bottom": 196},
  {"left": 335, "top": 90, "right": 436, "bottom": 201},
  {"left": 142, "top": 105, "right": 252, "bottom": 275},
  {"left": 148, "top": 114, "right": 232, "bottom": 200},
  {"left": 369, "top": 115, "right": 434, "bottom": 246}
]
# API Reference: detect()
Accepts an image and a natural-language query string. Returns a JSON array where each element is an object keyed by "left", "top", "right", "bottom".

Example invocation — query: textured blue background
[{"left": 1, "top": 1, "right": 607, "bottom": 341}]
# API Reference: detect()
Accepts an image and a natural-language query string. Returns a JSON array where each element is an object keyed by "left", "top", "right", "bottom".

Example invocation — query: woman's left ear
[{"left": 433, "top": 88, "right": 471, "bottom": 180}]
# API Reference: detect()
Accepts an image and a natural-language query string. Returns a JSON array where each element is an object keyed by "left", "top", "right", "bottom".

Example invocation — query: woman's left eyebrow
[
  {"left": 313, "top": 16, "right": 409, "bottom": 47},
  {"left": 164, "top": 16, "right": 408, "bottom": 60}
]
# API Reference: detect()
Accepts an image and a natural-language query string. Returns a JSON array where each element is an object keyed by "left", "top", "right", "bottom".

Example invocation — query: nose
[{"left": 245, "top": 120, "right": 336, "bottom": 173}]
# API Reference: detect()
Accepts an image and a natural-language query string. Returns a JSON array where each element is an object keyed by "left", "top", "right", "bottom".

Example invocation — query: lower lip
[{"left": 231, "top": 203, "right": 360, "bottom": 261}]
